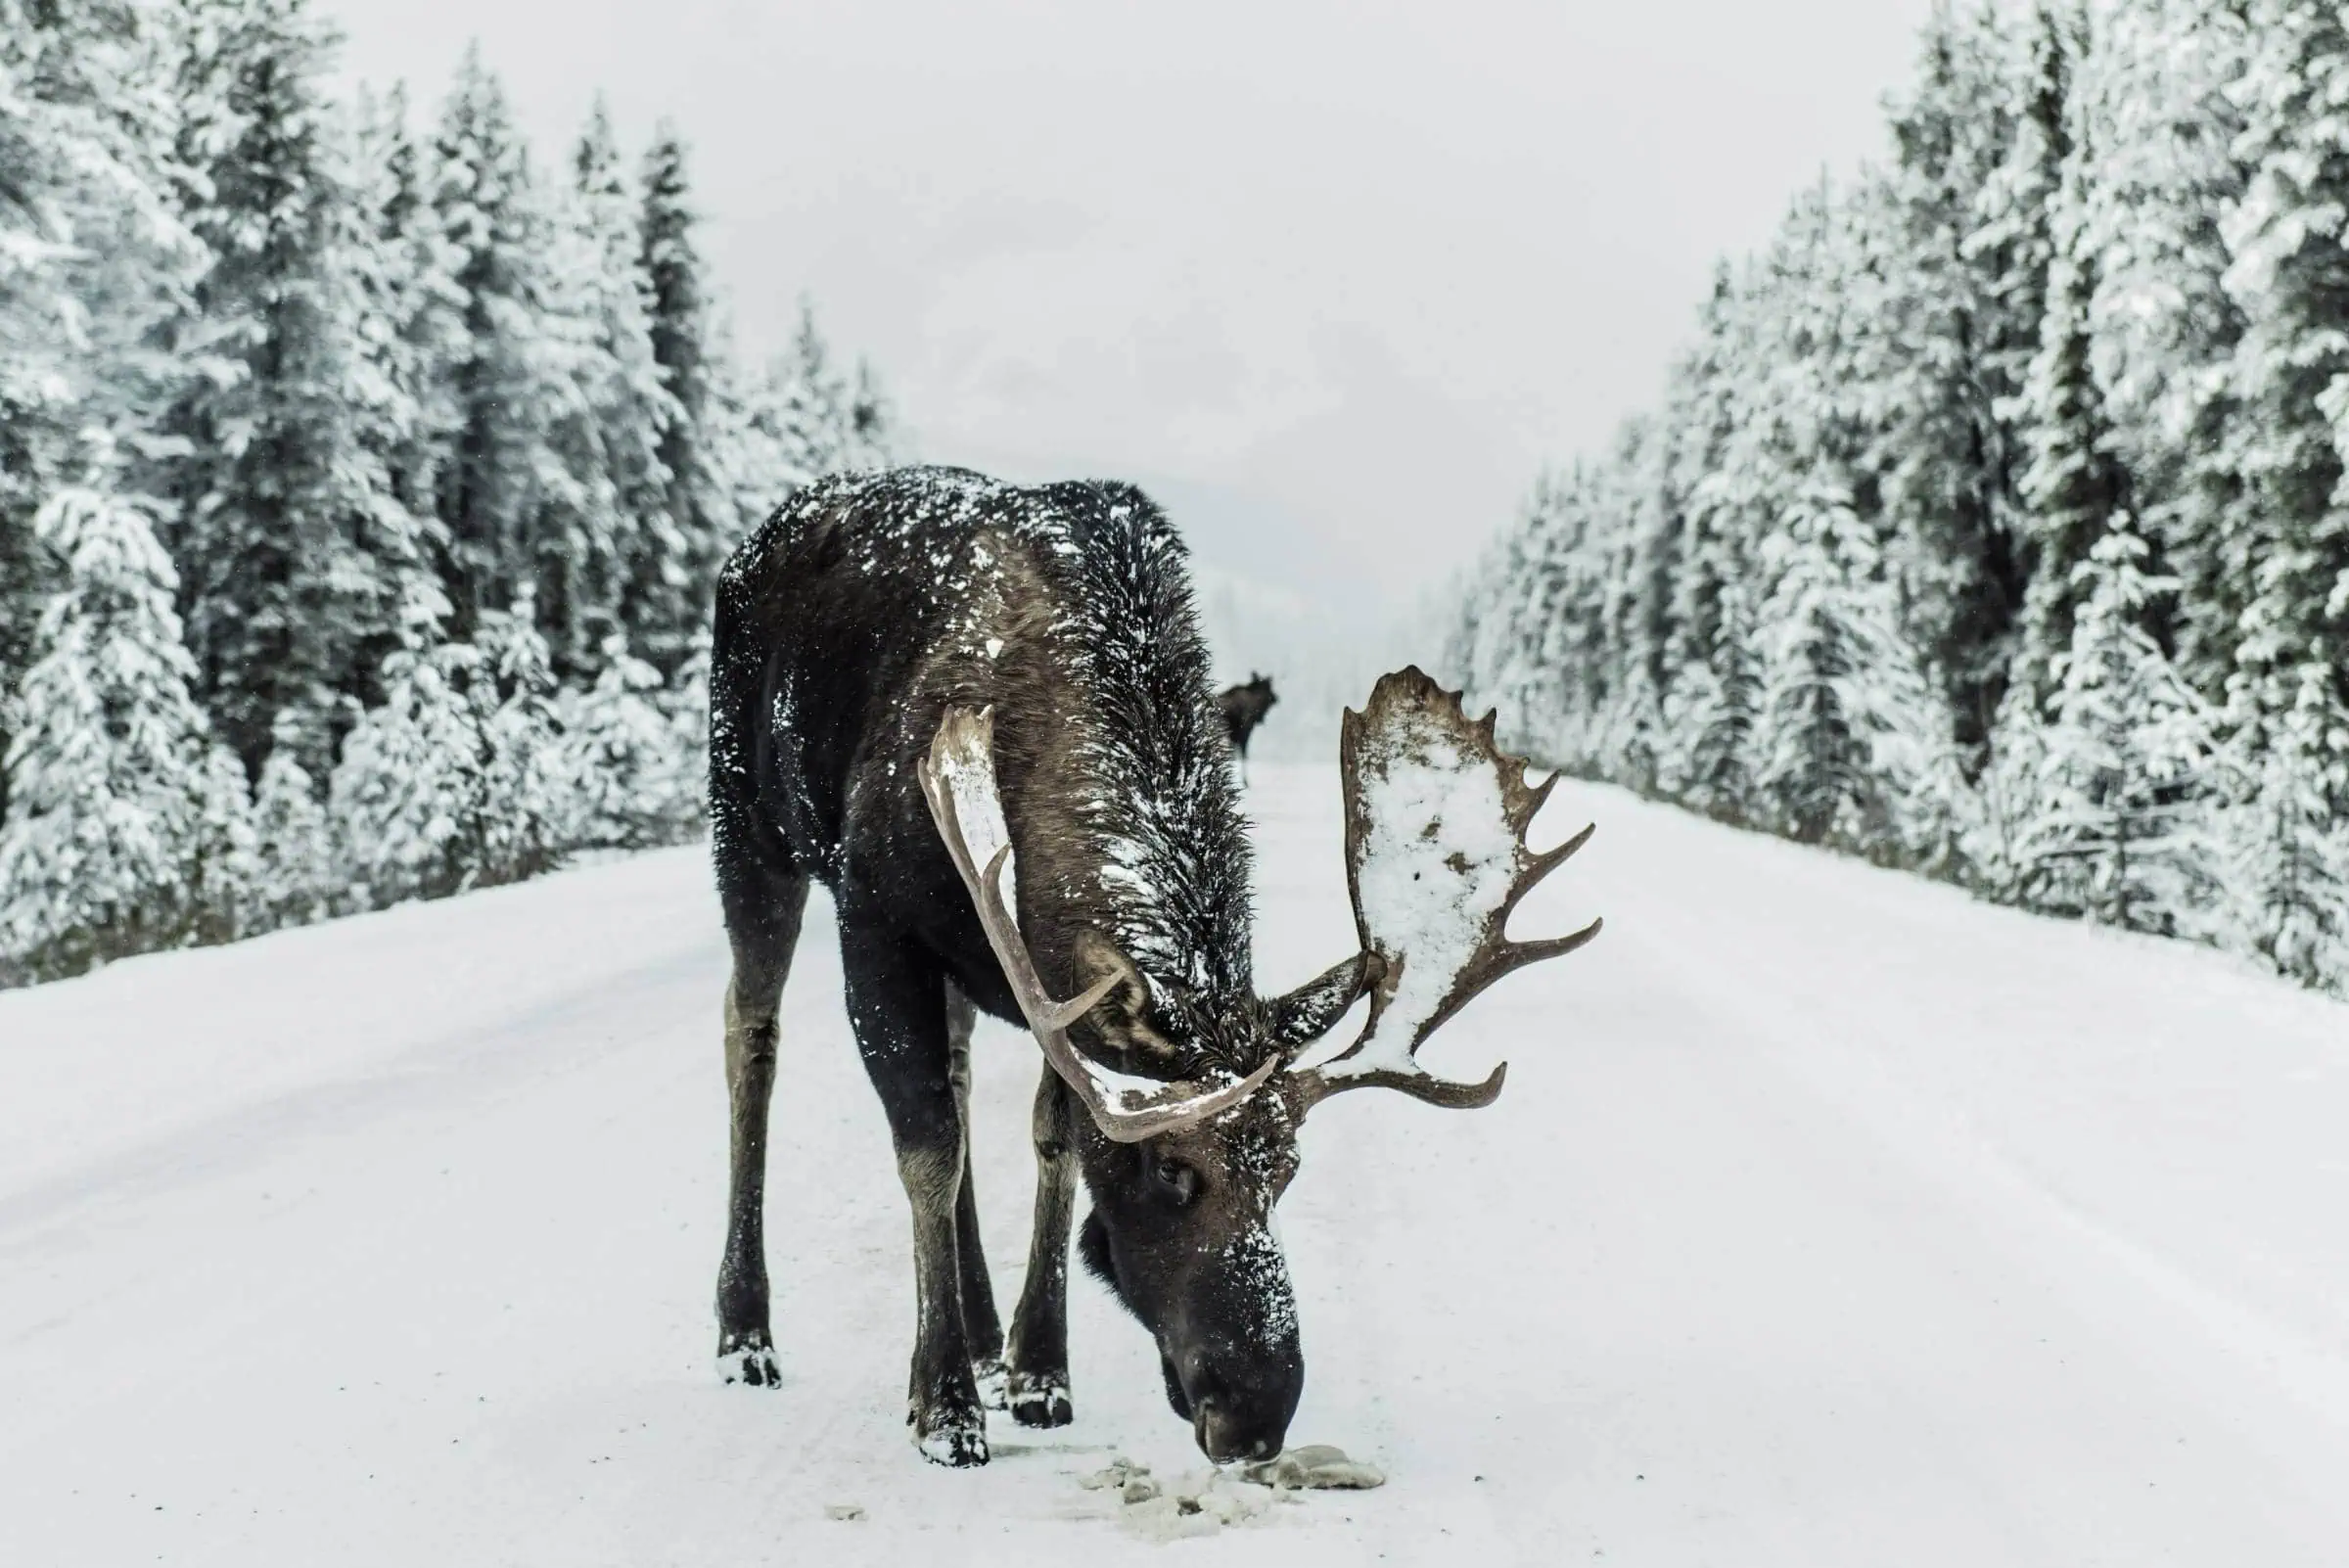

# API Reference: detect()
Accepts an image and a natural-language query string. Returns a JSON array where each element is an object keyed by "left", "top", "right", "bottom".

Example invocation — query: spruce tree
[
  {"left": 2013, "top": 74, "right": 2141, "bottom": 711},
  {"left": 2219, "top": 0, "right": 2349, "bottom": 752},
  {"left": 568, "top": 101, "right": 683, "bottom": 678},
  {"left": 160, "top": 0, "right": 418, "bottom": 780},
  {"left": 0, "top": 0, "right": 208, "bottom": 811},
  {"left": 0, "top": 472, "right": 253, "bottom": 979},
  {"left": 2026, "top": 522, "right": 2220, "bottom": 930},
  {"left": 431, "top": 45, "right": 562, "bottom": 640},
  {"left": 249, "top": 744, "right": 334, "bottom": 930},
  {"left": 637, "top": 123, "right": 726, "bottom": 671},
  {"left": 563, "top": 635, "right": 694, "bottom": 849}
]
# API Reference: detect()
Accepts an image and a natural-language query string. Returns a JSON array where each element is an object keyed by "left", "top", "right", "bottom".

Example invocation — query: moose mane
[
  {"left": 774, "top": 469, "right": 1260, "bottom": 1053},
  {"left": 1027, "top": 482, "right": 1258, "bottom": 1014}
]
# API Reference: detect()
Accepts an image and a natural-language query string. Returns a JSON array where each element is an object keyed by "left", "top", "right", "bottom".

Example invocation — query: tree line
[
  {"left": 1448, "top": 0, "right": 2349, "bottom": 993},
  {"left": 0, "top": 0, "right": 899, "bottom": 985}
]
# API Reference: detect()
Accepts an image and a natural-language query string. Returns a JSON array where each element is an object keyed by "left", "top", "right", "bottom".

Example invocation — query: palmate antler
[
  {"left": 1291, "top": 668, "right": 1601, "bottom": 1112},
  {"left": 916, "top": 707, "right": 1279, "bottom": 1143}
]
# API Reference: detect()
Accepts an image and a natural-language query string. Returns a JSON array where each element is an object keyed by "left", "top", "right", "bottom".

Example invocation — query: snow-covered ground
[{"left": 5, "top": 762, "right": 2348, "bottom": 1566}]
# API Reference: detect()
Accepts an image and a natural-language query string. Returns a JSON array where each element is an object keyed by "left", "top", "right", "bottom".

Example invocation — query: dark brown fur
[{"left": 707, "top": 469, "right": 1367, "bottom": 1465}]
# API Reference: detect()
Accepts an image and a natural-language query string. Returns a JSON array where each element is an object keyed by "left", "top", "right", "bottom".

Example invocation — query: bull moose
[
  {"left": 1216, "top": 673, "right": 1277, "bottom": 765},
  {"left": 708, "top": 466, "right": 1598, "bottom": 1466}
]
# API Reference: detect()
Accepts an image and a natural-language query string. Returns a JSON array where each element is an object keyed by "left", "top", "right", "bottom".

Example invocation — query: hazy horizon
[{"left": 323, "top": 0, "right": 1940, "bottom": 601}]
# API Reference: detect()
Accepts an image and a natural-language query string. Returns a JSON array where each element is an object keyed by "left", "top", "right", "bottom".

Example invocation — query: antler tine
[
  {"left": 918, "top": 709, "right": 1277, "bottom": 1144},
  {"left": 1502, "top": 821, "right": 1595, "bottom": 918},
  {"left": 1291, "top": 667, "right": 1601, "bottom": 1115}
]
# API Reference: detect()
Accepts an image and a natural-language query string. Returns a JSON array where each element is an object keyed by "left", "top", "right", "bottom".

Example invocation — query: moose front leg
[
  {"left": 1003, "top": 1065, "right": 1079, "bottom": 1427},
  {"left": 844, "top": 924, "right": 990, "bottom": 1466},
  {"left": 944, "top": 982, "right": 1009, "bottom": 1408}
]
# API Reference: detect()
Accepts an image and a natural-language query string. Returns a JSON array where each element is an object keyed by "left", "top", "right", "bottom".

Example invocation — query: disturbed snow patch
[{"left": 1078, "top": 1447, "right": 1383, "bottom": 1542}]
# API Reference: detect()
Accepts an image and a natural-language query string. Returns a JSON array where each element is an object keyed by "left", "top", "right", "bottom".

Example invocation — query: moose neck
[
  {"left": 995, "top": 699, "right": 1255, "bottom": 1011},
  {"left": 959, "top": 486, "right": 1258, "bottom": 1027}
]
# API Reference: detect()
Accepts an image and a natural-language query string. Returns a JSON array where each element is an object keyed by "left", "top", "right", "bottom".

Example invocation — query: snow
[
  {"left": 6, "top": 762, "right": 2349, "bottom": 1564},
  {"left": 1341, "top": 704, "right": 1522, "bottom": 1077}
]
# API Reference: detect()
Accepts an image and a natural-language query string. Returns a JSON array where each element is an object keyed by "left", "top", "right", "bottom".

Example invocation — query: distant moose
[
  {"left": 1215, "top": 672, "right": 1277, "bottom": 769},
  {"left": 707, "top": 466, "right": 1599, "bottom": 1466}
]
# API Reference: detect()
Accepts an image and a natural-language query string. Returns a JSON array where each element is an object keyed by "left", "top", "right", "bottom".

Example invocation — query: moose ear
[
  {"left": 1072, "top": 928, "right": 1158, "bottom": 1025},
  {"left": 1267, "top": 951, "right": 1381, "bottom": 1050}
]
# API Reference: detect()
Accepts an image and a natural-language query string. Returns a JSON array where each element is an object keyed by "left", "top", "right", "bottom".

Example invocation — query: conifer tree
[
  {"left": 565, "top": 101, "right": 683, "bottom": 677},
  {"left": 637, "top": 123, "right": 725, "bottom": 671},
  {"left": 248, "top": 744, "right": 334, "bottom": 930},
  {"left": 329, "top": 631, "right": 494, "bottom": 906},
  {"left": 0, "top": 472, "right": 253, "bottom": 979},
  {"left": 431, "top": 46, "right": 563, "bottom": 640},
  {"left": 2025, "top": 522, "right": 2220, "bottom": 929},
  {"left": 2219, "top": 0, "right": 2349, "bottom": 750},
  {"left": 1871, "top": 2, "right": 2029, "bottom": 742},
  {"left": 2225, "top": 662, "right": 2349, "bottom": 988},
  {"left": 160, "top": 0, "right": 419, "bottom": 779},
  {"left": 563, "top": 635, "right": 695, "bottom": 849},
  {"left": 1, "top": 0, "right": 208, "bottom": 808},
  {"left": 2013, "top": 74, "right": 2141, "bottom": 710}
]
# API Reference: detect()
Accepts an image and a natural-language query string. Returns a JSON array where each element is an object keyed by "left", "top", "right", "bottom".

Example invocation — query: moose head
[{"left": 919, "top": 667, "right": 1601, "bottom": 1461}]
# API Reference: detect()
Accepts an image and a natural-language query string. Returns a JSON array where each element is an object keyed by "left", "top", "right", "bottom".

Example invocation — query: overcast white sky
[{"left": 324, "top": 0, "right": 1938, "bottom": 601}]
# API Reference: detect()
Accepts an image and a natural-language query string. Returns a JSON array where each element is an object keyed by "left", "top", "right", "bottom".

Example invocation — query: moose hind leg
[
  {"left": 945, "top": 981, "right": 1008, "bottom": 1408},
  {"left": 714, "top": 869, "right": 810, "bottom": 1387},
  {"left": 1004, "top": 1065, "right": 1078, "bottom": 1428},
  {"left": 844, "top": 924, "right": 988, "bottom": 1466}
]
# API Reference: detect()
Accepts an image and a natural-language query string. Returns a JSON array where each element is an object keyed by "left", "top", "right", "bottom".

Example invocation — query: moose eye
[{"left": 1149, "top": 1157, "right": 1199, "bottom": 1206}]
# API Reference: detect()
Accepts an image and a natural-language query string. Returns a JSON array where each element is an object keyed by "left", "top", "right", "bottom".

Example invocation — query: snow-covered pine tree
[
  {"left": 2218, "top": 0, "right": 2349, "bottom": 777},
  {"left": 2224, "top": 661, "right": 2349, "bottom": 990},
  {"left": 248, "top": 740, "right": 335, "bottom": 930},
  {"left": 522, "top": 159, "right": 625, "bottom": 683},
  {"left": 1591, "top": 418, "right": 1677, "bottom": 792},
  {"left": 330, "top": 591, "right": 576, "bottom": 910},
  {"left": 0, "top": 472, "right": 253, "bottom": 980},
  {"left": 158, "top": 0, "right": 429, "bottom": 781},
  {"left": 473, "top": 595, "right": 574, "bottom": 883},
  {"left": 430, "top": 45, "right": 570, "bottom": 643},
  {"left": 563, "top": 635, "right": 695, "bottom": 850},
  {"left": 348, "top": 80, "right": 460, "bottom": 642},
  {"left": 325, "top": 82, "right": 455, "bottom": 726},
  {"left": 2020, "top": 520, "right": 2222, "bottom": 931},
  {"left": 664, "top": 643, "right": 712, "bottom": 834},
  {"left": 0, "top": 0, "right": 209, "bottom": 814},
  {"left": 1753, "top": 471, "right": 1897, "bottom": 847},
  {"left": 329, "top": 630, "right": 493, "bottom": 906},
  {"left": 2012, "top": 59, "right": 2142, "bottom": 712},
  {"left": 763, "top": 299, "right": 851, "bottom": 484},
  {"left": 564, "top": 100, "right": 683, "bottom": 681},
  {"left": 1874, "top": 2, "right": 2027, "bottom": 744},
  {"left": 2072, "top": 0, "right": 2251, "bottom": 695},
  {"left": 636, "top": 122, "right": 732, "bottom": 673},
  {"left": 844, "top": 357, "right": 901, "bottom": 471},
  {"left": 1661, "top": 561, "right": 1762, "bottom": 824}
]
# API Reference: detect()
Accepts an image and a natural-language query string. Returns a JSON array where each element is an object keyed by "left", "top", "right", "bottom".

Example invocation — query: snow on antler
[{"left": 1293, "top": 668, "right": 1600, "bottom": 1110}]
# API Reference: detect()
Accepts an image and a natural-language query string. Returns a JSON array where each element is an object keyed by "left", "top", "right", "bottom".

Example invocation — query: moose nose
[{"left": 1192, "top": 1396, "right": 1281, "bottom": 1463}]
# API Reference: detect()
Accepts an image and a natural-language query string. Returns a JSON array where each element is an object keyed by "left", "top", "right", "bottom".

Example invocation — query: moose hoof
[
  {"left": 1008, "top": 1371, "right": 1073, "bottom": 1429},
  {"left": 973, "top": 1358, "right": 1009, "bottom": 1411},
  {"left": 911, "top": 1408, "right": 990, "bottom": 1467},
  {"left": 717, "top": 1331, "right": 780, "bottom": 1388}
]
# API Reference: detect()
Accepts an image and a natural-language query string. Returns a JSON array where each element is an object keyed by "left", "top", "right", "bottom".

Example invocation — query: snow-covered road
[{"left": 6, "top": 763, "right": 2348, "bottom": 1566}]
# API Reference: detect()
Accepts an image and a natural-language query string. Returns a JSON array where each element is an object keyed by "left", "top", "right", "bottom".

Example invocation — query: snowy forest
[
  {"left": 1448, "top": 0, "right": 2349, "bottom": 995},
  {"left": 0, "top": 0, "right": 899, "bottom": 986}
]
